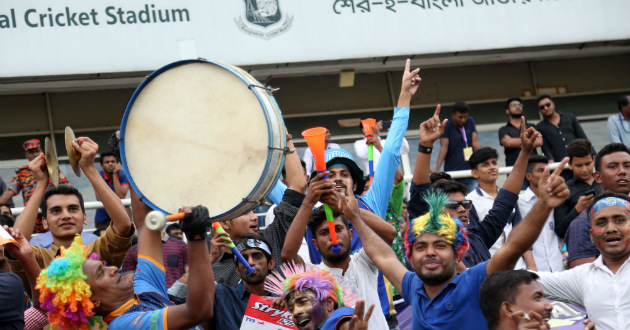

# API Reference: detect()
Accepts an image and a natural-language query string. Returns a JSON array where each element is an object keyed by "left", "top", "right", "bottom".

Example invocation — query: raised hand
[
  {"left": 306, "top": 172, "right": 334, "bottom": 206},
  {"left": 338, "top": 189, "right": 360, "bottom": 223},
  {"left": 347, "top": 300, "right": 375, "bottom": 330},
  {"left": 520, "top": 117, "right": 541, "bottom": 153},
  {"left": 537, "top": 157, "right": 570, "bottom": 209},
  {"left": 73, "top": 137, "right": 99, "bottom": 170},
  {"left": 365, "top": 135, "right": 383, "bottom": 152},
  {"left": 398, "top": 59, "right": 421, "bottom": 108},
  {"left": 209, "top": 231, "right": 233, "bottom": 264},
  {"left": 419, "top": 104, "right": 447, "bottom": 146},
  {"left": 28, "top": 154, "right": 49, "bottom": 183}
]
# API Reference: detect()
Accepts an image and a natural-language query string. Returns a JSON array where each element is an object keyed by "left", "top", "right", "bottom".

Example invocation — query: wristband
[{"left": 418, "top": 144, "right": 433, "bottom": 154}]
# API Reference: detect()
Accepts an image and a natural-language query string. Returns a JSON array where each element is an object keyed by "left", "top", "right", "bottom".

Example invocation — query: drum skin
[{"left": 120, "top": 59, "right": 286, "bottom": 221}]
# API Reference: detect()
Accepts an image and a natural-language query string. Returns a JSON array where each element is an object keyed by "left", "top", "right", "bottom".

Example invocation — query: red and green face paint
[{"left": 590, "top": 227, "right": 606, "bottom": 247}]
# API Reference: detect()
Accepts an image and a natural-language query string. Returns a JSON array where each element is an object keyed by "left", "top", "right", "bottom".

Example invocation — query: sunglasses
[
  {"left": 510, "top": 103, "right": 524, "bottom": 108},
  {"left": 445, "top": 200, "right": 473, "bottom": 210},
  {"left": 538, "top": 102, "right": 552, "bottom": 110}
]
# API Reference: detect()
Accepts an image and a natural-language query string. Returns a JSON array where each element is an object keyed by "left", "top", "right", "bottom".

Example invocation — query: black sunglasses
[
  {"left": 538, "top": 102, "right": 552, "bottom": 110},
  {"left": 445, "top": 200, "right": 473, "bottom": 210}
]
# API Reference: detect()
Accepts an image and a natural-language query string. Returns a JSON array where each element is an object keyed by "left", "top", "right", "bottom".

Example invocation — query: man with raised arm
[
  {"left": 409, "top": 107, "right": 541, "bottom": 268},
  {"left": 344, "top": 107, "right": 570, "bottom": 330},
  {"left": 35, "top": 188, "right": 214, "bottom": 330},
  {"left": 4, "top": 137, "right": 134, "bottom": 295}
]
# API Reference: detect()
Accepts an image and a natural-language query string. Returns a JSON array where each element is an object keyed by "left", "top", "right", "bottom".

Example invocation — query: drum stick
[
  {"left": 212, "top": 223, "right": 256, "bottom": 275},
  {"left": 166, "top": 212, "right": 186, "bottom": 222}
]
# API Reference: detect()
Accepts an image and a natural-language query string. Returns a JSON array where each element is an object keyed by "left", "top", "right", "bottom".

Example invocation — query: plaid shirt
[
  {"left": 211, "top": 189, "right": 304, "bottom": 287},
  {"left": 8, "top": 165, "right": 69, "bottom": 233},
  {"left": 8, "top": 165, "right": 68, "bottom": 205}
]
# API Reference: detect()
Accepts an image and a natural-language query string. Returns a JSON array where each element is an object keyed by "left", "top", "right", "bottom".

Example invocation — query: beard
[
  {"left": 416, "top": 260, "right": 457, "bottom": 286},
  {"left": 509, "top": 112, "right": 523, "bottom": 119},
  {"left": 321, "top": 243, "right": 351, "bottom": 264}
]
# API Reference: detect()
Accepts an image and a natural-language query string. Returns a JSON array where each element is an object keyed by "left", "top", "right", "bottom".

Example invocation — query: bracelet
[{"left": 418, "top": 144, "right": 433, "bottom": 154}]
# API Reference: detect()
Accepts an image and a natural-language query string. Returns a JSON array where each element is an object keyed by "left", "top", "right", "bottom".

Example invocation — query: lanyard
[{"left": 459, "top": 126, "right": 468, "bottom": 147}]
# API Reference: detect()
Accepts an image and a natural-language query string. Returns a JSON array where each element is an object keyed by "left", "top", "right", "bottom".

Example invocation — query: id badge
[{"left": 463, "top": 147, "right": 473, "bottom": 161}]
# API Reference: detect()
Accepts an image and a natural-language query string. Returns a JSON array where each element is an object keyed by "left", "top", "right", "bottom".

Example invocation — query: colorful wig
[
  {"left": 265, "top": 262, "right": 357, "bottom": 308},
  {"left": 405, "top": 190, "right": 469, "bottom": 259},
  {"left": 36, "top": 235, "right": 102, "bottom": 330}
]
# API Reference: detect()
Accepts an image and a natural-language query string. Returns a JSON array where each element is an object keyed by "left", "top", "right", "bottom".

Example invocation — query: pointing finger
[{"left": 434, "top": 104, "right": 441, "bottom": 118}]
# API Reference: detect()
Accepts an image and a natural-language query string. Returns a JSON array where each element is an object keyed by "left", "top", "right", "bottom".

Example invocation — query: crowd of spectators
[{"left": 0, "top": 61, "right": 628, "bottom": 330}]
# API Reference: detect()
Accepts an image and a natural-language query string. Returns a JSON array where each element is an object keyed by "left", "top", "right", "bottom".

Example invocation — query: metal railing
[{"left": 10, "top": 161, "right": 569, "bottom": 218}]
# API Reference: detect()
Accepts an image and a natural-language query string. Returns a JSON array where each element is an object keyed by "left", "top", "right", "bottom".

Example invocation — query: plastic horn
[
  {"left": 145, "top": 211, "right": 186, "bottom": 231},
  {"left": 212, "top": 223, "right": 256, "bottom": 275},
  {"left": 361, "top": 118, "right": 376, "bottom": 184},
  {"left": 302, "top": 127, "right": 342, "bottom": 253}
]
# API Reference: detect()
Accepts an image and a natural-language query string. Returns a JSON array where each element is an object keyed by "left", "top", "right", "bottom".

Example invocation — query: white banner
[{"left": 1, "top": 0, "right": 628, "bottom": 77}]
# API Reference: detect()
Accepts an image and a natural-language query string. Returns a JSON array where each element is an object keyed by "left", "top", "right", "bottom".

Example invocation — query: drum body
[{"left": 120, "top": 59, "right": 286, "bottom": 221}]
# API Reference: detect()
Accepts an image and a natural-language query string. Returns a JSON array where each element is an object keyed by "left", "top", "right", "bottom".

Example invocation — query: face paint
[{"left": 590, "top": 227, "right": 605, "bottom": 247}]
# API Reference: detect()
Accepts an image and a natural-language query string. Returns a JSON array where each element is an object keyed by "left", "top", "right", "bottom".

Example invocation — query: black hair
[
  {"left": 0, "top": 214, "right": 15, "bottom": 227},
  {"left": 0, "top": 203, "right": 12, "bottom": 215},
  {"left": 504, "top": 97, "right": 522, "bottom": 110},
  {"left": 431, "top": 180, "right": 468, "bottom": 196},
  {"left": 479, "top": 270, "right": 540, "bottom": 330},
  {"left": 618, "top": 95, "right": 629, "bottom": 112},
  {"left": 93, "top": 228, "right": 106, "bottom": 237},
  {"left": 307, "top": 206, "right": 349, "bottom": 240},
  {"left": 40, "top": 184, "right": 85, "bottom": 216},
  {"left": 535, "top": 94, "right": 553, "bottom": 105},
  {"left": 566, "top": 139, "right": 593, "bottom": 162},
  {"left": 429, "top": 172, "right": 452, "bottom": 183},
  {"left": 586, "top": 191, "right": 630, "bottom": 222},
  {"left": 526, "top": 155, "right": 549, "bottom": 174},
  {"left": 165, "top": 223, "right": 181, "bottom": 235},
  {"left": 594, "top": 143, "right": 630, "bottom": 172},
  {"left": 99, "top": 151, "right": 118, "bottom": 165},
  {"left": 452, "top": 101, "right": 470, "bottom": 114},
  {"left": 468, "top": 147, "right": 498, "bottom": 170},
  {"left": 234, "top": 232, "right": 273, "bottom": 263}
]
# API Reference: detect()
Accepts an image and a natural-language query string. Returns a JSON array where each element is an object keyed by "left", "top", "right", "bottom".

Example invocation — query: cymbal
[
  {"left": 65, "top": 126, "right": 81, "bottom": 177},
  {"left": 44, "top": 137, "right": 59, "bottom": 187}
]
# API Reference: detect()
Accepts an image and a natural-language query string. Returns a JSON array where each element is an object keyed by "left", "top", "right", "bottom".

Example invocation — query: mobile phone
[
  {"left": 583, "top": 189, "right": 595, "bottom": 197},
  {"left": 382, "top": 120, "right": 392, "bottom": 131}
]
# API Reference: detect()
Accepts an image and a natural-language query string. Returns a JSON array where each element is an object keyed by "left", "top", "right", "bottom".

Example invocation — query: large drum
[{"left": 120, "top": 59, "right": 286, "bottom": 221}]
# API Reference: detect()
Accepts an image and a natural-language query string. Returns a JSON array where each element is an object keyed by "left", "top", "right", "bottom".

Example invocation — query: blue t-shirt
[
  {"left": 320, "top": 306, "right": 354, "bottom": 330},
  {"left": 402, "top": 261, "right": 489, "bottom": 330},
  {"left": 108, "top": 256, "right": 202, "bottom": 330},
  {"left": 440, "top": 117, "right": 477, "bottom": 171},
  {"left": 95, "top": 170, "right": 129, "bottom": 223}
]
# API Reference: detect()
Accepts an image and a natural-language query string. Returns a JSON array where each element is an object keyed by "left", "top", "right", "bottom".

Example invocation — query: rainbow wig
[
  {"left": 405, "top": 190, "right": 470, "bottom": 260},
  {"left": 36, "top": 235, "right": 103, "bottom": 330},
  {"left": 265, "top": 262, "right": 357, "bottom": 308}
]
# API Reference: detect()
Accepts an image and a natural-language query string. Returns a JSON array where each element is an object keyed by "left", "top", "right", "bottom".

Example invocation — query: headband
[
  {"left": 329, "top": 163, "right": 349, "bottom": 170},
  {"left": 235, "top": 238, "right": 272, "bottom": 262},
  {"left": 590, "top": 197, "right": 630, "bottom": 219}
]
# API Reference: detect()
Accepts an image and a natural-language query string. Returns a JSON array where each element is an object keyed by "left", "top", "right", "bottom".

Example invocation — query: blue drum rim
[{"left": 120, "top": 59, "right": 285, "bottom": 220}]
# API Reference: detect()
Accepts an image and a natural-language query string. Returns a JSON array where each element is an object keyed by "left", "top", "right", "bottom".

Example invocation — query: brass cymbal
[
  {"left": 65, "top": 126, "right": 81, "bottom": 177},
  {"left": 44, "top": 137, "right": 59, "bottom": 187}
]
